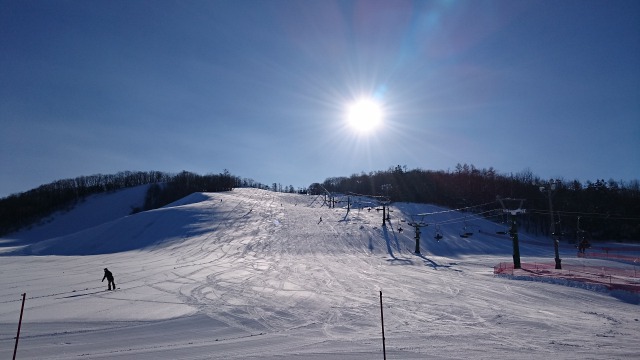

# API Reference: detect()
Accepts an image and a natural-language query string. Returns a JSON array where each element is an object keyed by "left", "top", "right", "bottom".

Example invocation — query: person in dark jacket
[{"left": 102, "top": 268, "right": 116, "bottom": 290}]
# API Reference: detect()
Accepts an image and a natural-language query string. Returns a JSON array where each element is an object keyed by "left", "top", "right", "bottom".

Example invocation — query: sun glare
[{"left": 346, "top": 98, "right": 383, "bottom": 133}]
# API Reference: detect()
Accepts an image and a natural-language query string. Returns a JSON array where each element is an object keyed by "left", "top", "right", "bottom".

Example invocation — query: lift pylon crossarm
[{"left": 496, "top": 197, "right": 526, "bottom": 215}]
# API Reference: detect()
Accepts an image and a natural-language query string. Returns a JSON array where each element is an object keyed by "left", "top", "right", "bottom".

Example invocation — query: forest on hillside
[
  {"left": 0, "top": 170, "right": 248, "bottom": 236},
  {"left": 2, "top": 165, "right": 639, "bottom": 241},
  {"left": 310, "top": 165, "right": 640, "bottom": 242}
]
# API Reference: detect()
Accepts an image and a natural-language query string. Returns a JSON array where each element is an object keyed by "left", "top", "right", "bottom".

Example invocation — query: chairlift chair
[
  {"left": 460, "top": 221, "right": 474, "bottom": 238},
  {"left": 495, "top": 211, "right": 508, "bottom": 235},
  {"left": 434, "top": 224, "right": 443, "bottom": 241}
]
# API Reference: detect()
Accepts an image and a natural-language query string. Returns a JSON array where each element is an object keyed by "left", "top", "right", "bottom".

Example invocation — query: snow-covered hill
[
  {"left": 0, "top": 188, "right": 638, "bottom": 359},
  {"left": 0, "top": 184, "right": 149, "bottom": 249}
]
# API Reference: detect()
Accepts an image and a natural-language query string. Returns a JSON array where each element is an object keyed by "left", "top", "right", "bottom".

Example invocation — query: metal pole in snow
[
  {"left": 13, "top": 293, "right": 26, "bottom": 360},
  {"left": 509, "top": 216, "right": 521, "bottom": 269},
  {"left": 379, "top": 291, "right": 386, "bottom": 360},
  {"left": 414, "top": 225, "right": 421, "bottom": 254},
  {"left": 546, "top": 185, "right": 562, "bottom": 269}
]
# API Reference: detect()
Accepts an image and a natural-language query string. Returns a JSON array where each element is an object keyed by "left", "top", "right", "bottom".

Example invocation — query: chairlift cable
[{"left": 526, "top": 209, "right": 640, "bottom": 221}]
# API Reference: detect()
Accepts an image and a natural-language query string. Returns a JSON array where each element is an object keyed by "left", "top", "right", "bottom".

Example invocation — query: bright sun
[{"left": 346, "top": 98, "right": 383, "bottom": 133}]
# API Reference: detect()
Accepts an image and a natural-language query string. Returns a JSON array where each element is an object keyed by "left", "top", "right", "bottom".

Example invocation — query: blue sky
[{"left": 1, "top": 0, "right": 639, "bottom": 197}]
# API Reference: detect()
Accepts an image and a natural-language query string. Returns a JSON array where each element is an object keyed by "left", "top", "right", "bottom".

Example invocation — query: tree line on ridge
[{"left": 309, "top": 164, "right": 640, "bottom": 242}]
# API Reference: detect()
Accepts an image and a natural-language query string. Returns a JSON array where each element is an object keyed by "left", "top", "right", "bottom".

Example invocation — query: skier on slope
[{"left": 102, "top": 268, "right": 116, "bottom": 290}]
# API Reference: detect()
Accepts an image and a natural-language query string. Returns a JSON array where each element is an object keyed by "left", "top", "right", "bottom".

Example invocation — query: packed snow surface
[{"left": 0, "top": 188, "right": 638, "bottom": 359}]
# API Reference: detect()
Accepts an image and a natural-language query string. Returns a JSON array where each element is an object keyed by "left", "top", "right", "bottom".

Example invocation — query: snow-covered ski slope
[{"left": 0, "top": 188, "right": 638, "bottom": 359}]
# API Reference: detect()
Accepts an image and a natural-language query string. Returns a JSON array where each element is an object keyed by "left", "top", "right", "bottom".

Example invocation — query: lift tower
[{"left": 497, "top": 197, "right": 526, "bottom": 269}]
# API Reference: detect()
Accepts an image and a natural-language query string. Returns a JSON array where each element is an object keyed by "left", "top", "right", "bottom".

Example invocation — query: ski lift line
[
  {"left": 409, "top": 215, "right": 480, "bottom": 227},
  {"left": 526, "top": 209, "right": 640, "bottom": 221},
  {"left": 416, "top": 209, "right": 500, "bottom": 227},
  {"left": 431, "top": 209, "right": 499, "bottom": 223},
  {"left": 346, "top": 191, "right": 387, "bottom": 198},
  {"left": 317, "top": 184, "right": 333, "bottom": 197},
  {"left": 411, "top": 201, "right": 497, "bottom": 217},
  {"left": 436, "top": 215, "right": 497, "bottom": 227},
  {"left": 344, "top": 191, "right": 391, "bottom": 203}
]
